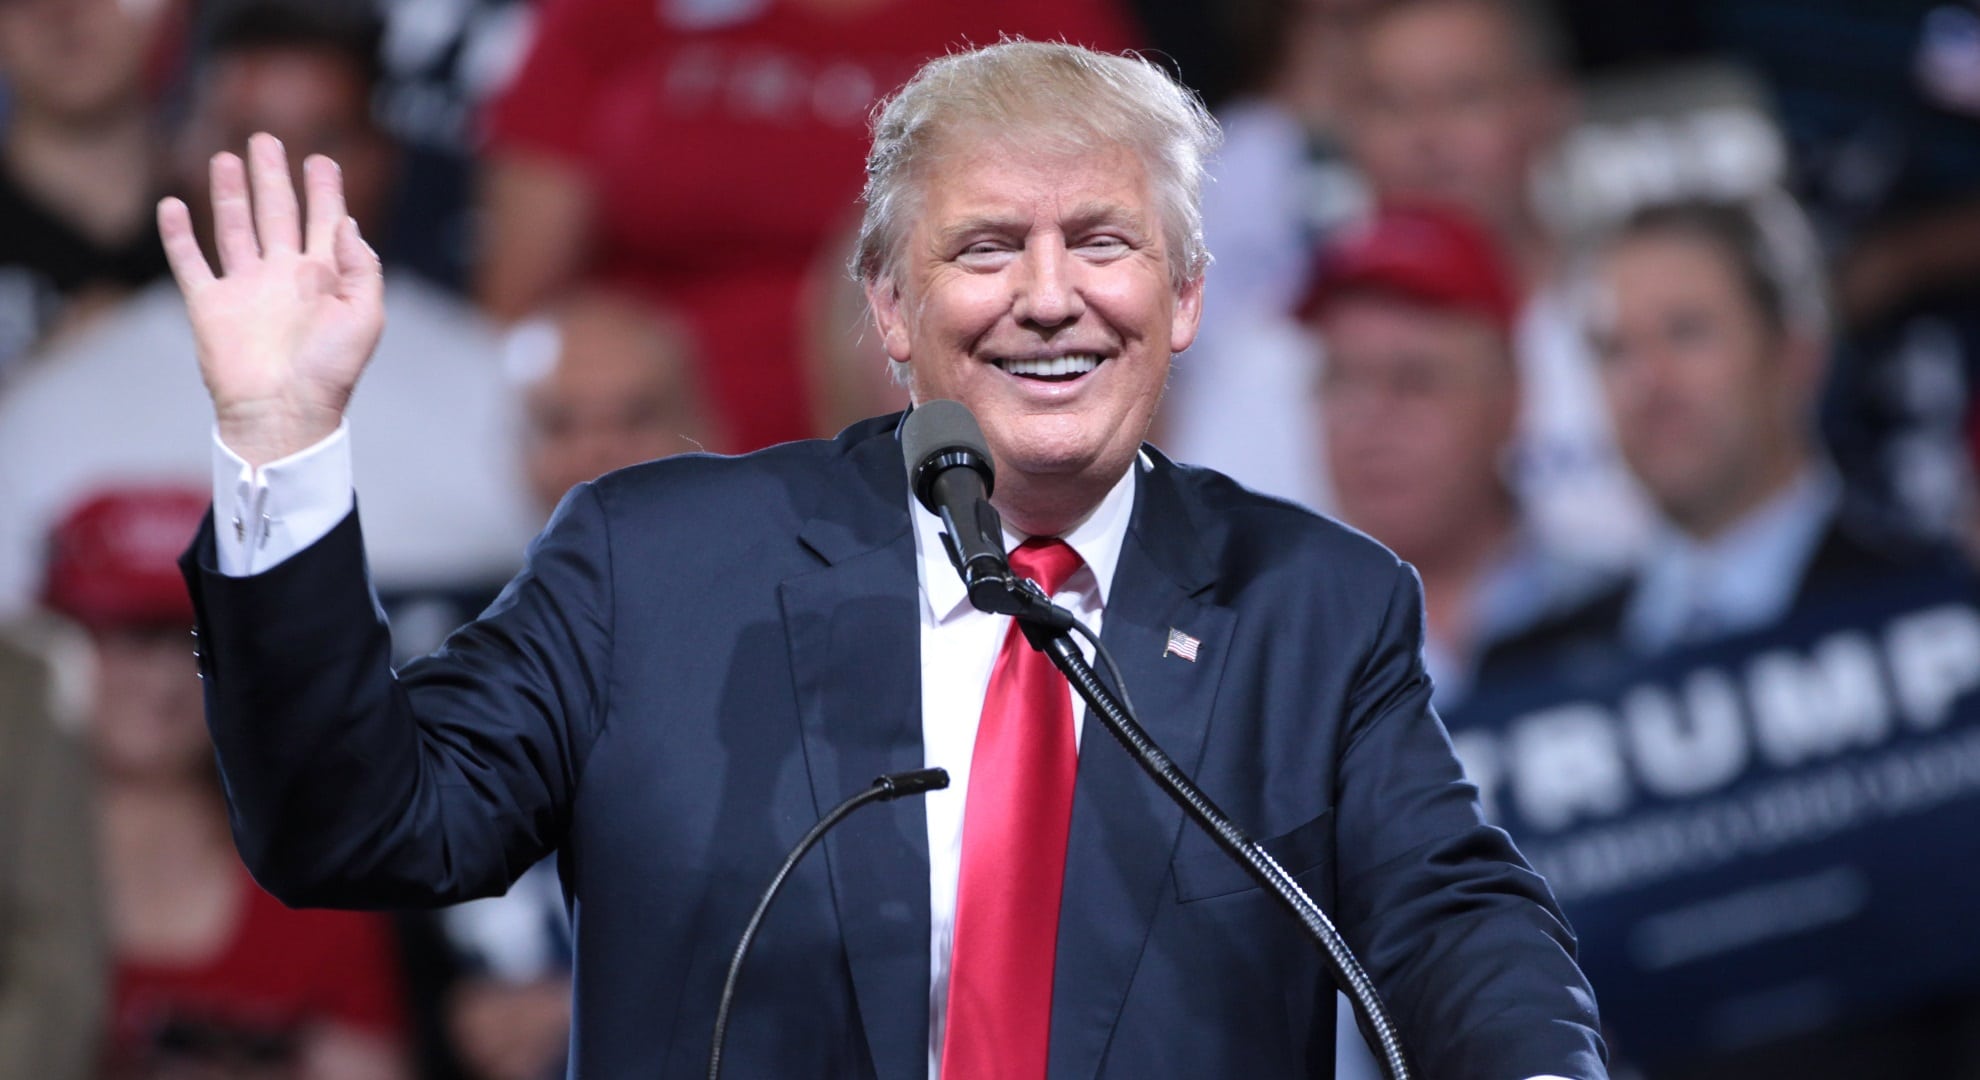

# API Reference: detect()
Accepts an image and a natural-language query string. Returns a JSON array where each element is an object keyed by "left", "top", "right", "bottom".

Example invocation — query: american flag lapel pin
[{"left": 1163, "top": 627, "right": 1201, "bottom": 662}]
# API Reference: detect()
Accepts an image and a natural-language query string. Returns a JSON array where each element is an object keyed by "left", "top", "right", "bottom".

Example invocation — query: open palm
[{"left": 159, "top": 133, "right": 385, "bottom": 467}]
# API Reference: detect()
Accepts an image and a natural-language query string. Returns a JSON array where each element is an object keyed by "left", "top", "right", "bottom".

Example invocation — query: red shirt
[
  {"left": 106, "top": 865, "right": 407, "bottom": 1076},
  {"left": 486, "top": 0, "right": 1139, "bottom": 451}
]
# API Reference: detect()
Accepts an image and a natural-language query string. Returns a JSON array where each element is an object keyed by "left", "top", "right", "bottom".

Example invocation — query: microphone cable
[{"left": 707, "top": 768, "right": 950, "bottom": 1080}]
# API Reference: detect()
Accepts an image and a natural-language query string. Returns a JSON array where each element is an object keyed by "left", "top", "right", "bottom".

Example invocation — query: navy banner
[{"left": 1447, "top": 569, "right": 1980, "bottom": 1066}]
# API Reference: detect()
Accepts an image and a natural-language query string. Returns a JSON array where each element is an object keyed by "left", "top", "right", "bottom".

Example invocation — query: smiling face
[{"left": 868, "top": 137, "right": 1203, "bottom": 533}]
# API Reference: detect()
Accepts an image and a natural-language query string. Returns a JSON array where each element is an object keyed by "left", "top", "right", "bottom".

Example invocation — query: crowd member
[
  {"left": 0, "top": 1, "right": 538, "bottom": 620},
  {"left": 40, "top": 487, "right": 413, "bottom": 1079},
  {"left": 0, "top": 627, "right": 103, "bottom": 1080},
  {"left": 1306, "top": 202, "right": 1605, "bottom": 708},
  {"left": 1342, "top": 0, "right": 1654, "bottom": 569},
  {"left": 799, "top": 226, "right": 911, "bottom": 437},
  {"left": 1707, "top": 0, "right": 1980, "bottom": 545},
  {"left": 1487, "top": 0, "right": 1980, "bottom": 548},
  {"left": 1303, "top": 200, "right": 1611, "bottom": 1080},
  {"left": 507, "top": 287, "right": 719, "bottom": 512},
  {"left": 0, "top": 0, "right": 181, "bottom": 375},
  {"left": 1472, "top": 192, "right": 1980, "bottom": 1079},
  {"left": 1492, "top": 194, "right": 1934, "bottom": 662},
  {"left": 474, "top": 0, "right": 1138, "bottom": 452},
  {"left": 160, "top": 38, "right": 1605, "bottom": 1080},
  {"left": 1160, "top": 0, "right": 1375, "bottom": 508}
]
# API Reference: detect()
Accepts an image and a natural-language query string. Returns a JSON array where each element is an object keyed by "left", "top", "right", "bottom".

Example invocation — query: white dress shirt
[
  {"left": 912, "top": 456, "right": 1137, "bottom": 1078},
  {"left": 211, "top": 429, "right": 1577, "bottom": 1080},
  {"left": 210, "top": 424, "right": 357, "bottom": 576}
]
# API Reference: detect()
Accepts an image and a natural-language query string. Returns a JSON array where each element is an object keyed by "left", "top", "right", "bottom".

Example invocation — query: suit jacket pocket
[{"left": 1171, "top": 806, "right": 1335, "bottom": 903}]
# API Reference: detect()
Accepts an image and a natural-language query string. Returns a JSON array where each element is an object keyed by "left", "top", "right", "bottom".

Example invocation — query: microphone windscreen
[
  {"left": 876, "top": 767, "right": 951, "bottom": 800},
  {"left": 901, "top": 399, "right": 994, "bottom": 506}
]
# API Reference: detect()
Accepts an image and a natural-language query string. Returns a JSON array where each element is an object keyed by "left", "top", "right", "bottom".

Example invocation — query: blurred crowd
[{"left": 3, "top": 0, "right": 1980, "bottom": 1078}]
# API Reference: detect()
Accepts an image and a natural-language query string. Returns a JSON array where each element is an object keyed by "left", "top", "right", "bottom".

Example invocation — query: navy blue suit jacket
[{"left": 181, "top": 414, "right": 1604, "bottom": 1079}]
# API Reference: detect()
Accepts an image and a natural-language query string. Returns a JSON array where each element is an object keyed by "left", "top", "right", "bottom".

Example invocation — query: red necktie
[{"left": 941, "top": 538, "right": 1085, "bottom": 1080}]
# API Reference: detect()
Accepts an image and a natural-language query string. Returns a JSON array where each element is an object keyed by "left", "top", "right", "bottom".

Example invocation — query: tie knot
[{"left": 1009, "top": 538, "right": 1084, "bottom": 596}]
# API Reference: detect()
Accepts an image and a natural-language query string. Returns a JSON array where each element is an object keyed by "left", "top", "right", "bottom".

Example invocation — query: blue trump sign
[{"left": 1447, "top": 571, "right": 1980, "bottom": 1066}]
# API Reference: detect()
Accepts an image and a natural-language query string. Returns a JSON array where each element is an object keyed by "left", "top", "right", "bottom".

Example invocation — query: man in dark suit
[
  {"left": 160, "top": 40, "right": 1604, "bottom": 1080},
  {"left": 1468, "top": 188, "right": 1980, "bottom": 1080},
  {"left": 1486, "top": 193, "right": 1956, "bottom": 675}
]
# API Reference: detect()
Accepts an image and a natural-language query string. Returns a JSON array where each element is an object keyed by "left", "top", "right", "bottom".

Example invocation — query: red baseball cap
[
  {"left": 42, "top": 487, "right": 208, "bottom": 630},
  {"left": 1296, "top": 201, "right": 1522, "bottom": 334}
]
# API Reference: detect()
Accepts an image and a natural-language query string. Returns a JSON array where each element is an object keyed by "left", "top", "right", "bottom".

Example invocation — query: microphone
[
  {"left": 901, "top": 400, "right": 1026, "bottom": 616},
  {"left": 707, "top": 768, "right": 950, "bottom": 1080},
  {"left": 902, "top": 414, "right": 1411, "bottom": 1077},
  {"left": 901, "top": 400, "right": 1078, "bottom": 631},
  {"left": 871, "top": 766, "right": 950, "bottom": 799}
]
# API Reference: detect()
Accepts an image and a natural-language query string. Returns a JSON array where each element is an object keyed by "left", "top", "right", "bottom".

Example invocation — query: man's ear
[
  {"left": 1169, "top": 273, "right": 1205, "bottom": 354},
  {"left": 865, "top": 276, "right": 913, "bottom": 364}
]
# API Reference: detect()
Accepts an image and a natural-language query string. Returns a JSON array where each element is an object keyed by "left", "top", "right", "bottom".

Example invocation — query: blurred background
[{"left": 3, "top": 0, "right": 1980, "bottom": 1077}]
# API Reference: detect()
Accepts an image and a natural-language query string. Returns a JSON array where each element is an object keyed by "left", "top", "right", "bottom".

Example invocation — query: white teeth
[{"left": 1000, "top": 353, "right": 1101, "bottom": 377}]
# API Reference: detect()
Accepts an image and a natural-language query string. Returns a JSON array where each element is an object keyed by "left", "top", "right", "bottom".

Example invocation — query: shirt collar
[
  {"left": 1627, "top": 464, "right": 1841, "bottom": 650},
  {"left": 913, "top": 453, "right": 1143, "bottom": 624}
]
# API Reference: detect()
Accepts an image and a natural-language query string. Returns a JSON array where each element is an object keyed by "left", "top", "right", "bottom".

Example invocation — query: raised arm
[
  {"left": 166, "top": 136, "right": 608, "bottom": 909},
  {"left": 158, "top": 133, "right": 383, "bottom": 467}
]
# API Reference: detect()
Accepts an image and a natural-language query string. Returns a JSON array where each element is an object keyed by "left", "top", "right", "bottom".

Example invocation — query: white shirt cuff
[{"left": 210, "top": 422, "right": 356, "bottom": 577}]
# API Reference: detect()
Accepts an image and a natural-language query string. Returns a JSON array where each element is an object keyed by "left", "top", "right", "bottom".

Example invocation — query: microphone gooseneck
[
  {"left": 707, "top": 768, "right": 950, "bottom": 1080},
  {"left": 1014, "top": 609, "right": 1413, "bottom": 1080},
  {"left": 910, "top": 399, "right": 1414, "bottom": 1079}
]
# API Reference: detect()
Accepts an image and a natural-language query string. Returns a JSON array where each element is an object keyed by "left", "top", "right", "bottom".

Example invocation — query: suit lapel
[
  {"left": 781, "top": 421, "right": 932, "bottom": 1080},
  {"left": 1049, "top": 454, "right": 1236, "bottom": 1080}
]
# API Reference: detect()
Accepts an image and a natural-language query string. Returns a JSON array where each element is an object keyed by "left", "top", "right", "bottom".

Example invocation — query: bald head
[{"left": 509, "top": 290, "right": 717, "bottom": 514}]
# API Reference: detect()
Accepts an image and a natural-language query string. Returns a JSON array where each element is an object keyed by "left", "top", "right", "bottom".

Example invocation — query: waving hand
[{"left": 158, "top": 133, "right": 385, "bottom": 467}]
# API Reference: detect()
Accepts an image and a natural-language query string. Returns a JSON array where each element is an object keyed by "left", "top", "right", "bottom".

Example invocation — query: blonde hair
[{"left": 852, "top": 39, "right": 1221, "bottom": 293}]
